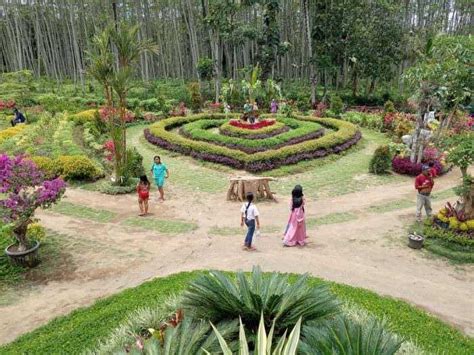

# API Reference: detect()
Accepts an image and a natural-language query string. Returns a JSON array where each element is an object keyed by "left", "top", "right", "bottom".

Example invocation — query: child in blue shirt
[{"left": 150, "top": 155, "right": 169, "bottom": 201}]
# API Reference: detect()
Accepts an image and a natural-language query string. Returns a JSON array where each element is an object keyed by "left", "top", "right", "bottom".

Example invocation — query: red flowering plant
[
  {"left": 0, "top": 155, "right": 66, "bottom": 251},
  {"left": 229, "top": 119, "right": 276, "bottom": 130},
  {"left": 103, "top": 140, "right": 115, "bottom": 161},
  {"left": 313, "top": 102, "right": 328, "bottom": 117},
  {"left": 99, "top": 106, "right": 135, "bottom": 123},
  {"left": 0, "top": 99, "right": 16, "bottom": 110}
]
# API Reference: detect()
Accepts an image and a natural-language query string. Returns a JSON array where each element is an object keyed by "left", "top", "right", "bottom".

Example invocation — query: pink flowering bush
[
  {"left": 99, "top": 106, "right": 135, "bottom": 123},
  {"left": 0, "top": 155, "right": 65, "bottom": 251},
  {"left": 103, "top": 140, "right": 115, "bottom": 161}
]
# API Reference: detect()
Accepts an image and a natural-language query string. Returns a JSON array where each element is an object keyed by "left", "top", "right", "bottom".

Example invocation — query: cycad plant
[
  {"left": 299, "top": 315, "right": 403, "bottom": 355},
  {"left": 181, "top": 267, "right": 340, "bottom": 334}
]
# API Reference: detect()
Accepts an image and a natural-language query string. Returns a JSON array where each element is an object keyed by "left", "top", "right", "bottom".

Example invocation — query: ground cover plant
[
  {"left": 0, "top": 271, "right": 472, "bottom": 354},
  {"left": 145, "top": 113, "right": 361, "bottom": 172}
]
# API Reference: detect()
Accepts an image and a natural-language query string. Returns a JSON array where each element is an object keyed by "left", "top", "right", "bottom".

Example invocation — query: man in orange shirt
[{"left": 415, "top": 165, "right": 434, "bottom": 222}]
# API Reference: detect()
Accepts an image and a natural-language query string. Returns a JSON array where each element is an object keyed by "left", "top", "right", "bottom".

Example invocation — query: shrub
[
  {"left": 140, "top": 98, "right": 161, "bottom": 111},
  {"left": 69, "top": 109, "right": 98, "bottom": 125},
  {"left": 98, "top": 179, "right": 137, "bottom": 195},
  {"left": 330, "top": 95, "right": 344, "bottom": 115},
  {"left": 26, "top": 223, "right": 46, "bottom": 242},
  {"left": 187, "top": 82, "right": 202, "bottom": 112},
  {"left": 228, "top": 119, "right": 276, "bottom": 129},
  {"left": 392, "top": 156, "right": 445, "bottom": 176},
  {"left": 28, "top": 156, "right": 58, "bottom": 179},
  {"left": 384, "top": 100, "right": 395, "bottom": 113},
  {"left": 56, "top": 155, "right": 100, "bottom": 180},
  {"left": 369, "top": 145, "right": 392, "bottom": 174},
  {"left": 342, "top": 111, "right": 383, "bottom": 130},
  {"left": 126, "top": 148, "right": 145, "bottom": 178},
  {"left": 0, "top": 124, "right": 26, "bottom": 143},
  {"left": 146, "top": 113, "right": 361, "bottom": 172}
]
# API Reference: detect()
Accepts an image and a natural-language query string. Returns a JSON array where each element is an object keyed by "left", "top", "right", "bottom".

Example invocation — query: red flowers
[
  {"left": 0, "top": 99, "right": 16, "bottom": 110},
  {"left": 229, "top": 119, "right": 275, "bottom": 130},
  {"left": 98, "top": 106, "right": 135, "bottom": 123}
]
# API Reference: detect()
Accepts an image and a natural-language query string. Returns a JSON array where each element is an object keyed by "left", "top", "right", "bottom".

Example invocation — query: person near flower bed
[
  {"left": 283, "top": 185, "right": 307, "bottom": 247},
  {"left": 240, "top": 192, "right": 260, "bottom": 251},
  {"left": 415, "top": 165, "right": 434, "bottom": 222},
  {"left": 136, "top": 175, "right": 151, "bottom": 216},
  {"left": 11, "top": 108, "right": 26, "bottom": 126},
  {"left": 151, "top": 155, "right": 169, "bottom": 202},
  {"left": 270, "top": 99, "right": 279, "bottom": 114}
]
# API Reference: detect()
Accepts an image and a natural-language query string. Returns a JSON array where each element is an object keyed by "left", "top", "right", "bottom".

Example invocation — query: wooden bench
[{"left": 227, "top": 176, "right": 277, "bottom": 201}]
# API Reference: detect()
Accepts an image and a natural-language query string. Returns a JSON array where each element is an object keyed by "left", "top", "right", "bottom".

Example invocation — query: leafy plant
[
  {"left": 0, "top": 155, "right": 65, "bottom": 251},
  {"left": 56, "top": 155, "right": 101, "bottom": 181},
  {"left": 126, "top": 147, "right": 145, "bottom": 178},
  {"left": 329, "top": 95, "right": 344, "bottom": 116},
  {"left": 181, "top": 267, "right": 340, "bottom": 334},
  {"left": 299, "top": 315, "right": 403, "bottom": 355},
  {"left": 369, "top": 145, "right": 392, "bottom": 174},
  {"left": 209, "top": 315, "right": 301, "bottom": 355}
]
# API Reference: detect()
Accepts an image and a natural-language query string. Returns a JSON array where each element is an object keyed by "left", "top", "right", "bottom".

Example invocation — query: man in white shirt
[{"left": 240, "top": 192, "right": 260, "bottom": 251}]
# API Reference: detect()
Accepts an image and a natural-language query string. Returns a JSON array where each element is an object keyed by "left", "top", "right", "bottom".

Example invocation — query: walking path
[{"left": 0, "top": 168, "right": 472, "bottom": 345}]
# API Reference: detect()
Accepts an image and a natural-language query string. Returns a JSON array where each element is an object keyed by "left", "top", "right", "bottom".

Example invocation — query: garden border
[{"left": 144, "top": 113, "right": 361, "bottom": 172}]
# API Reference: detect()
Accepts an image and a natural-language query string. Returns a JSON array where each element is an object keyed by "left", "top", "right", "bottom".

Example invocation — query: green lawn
[
  {"left": 51, "top": 201, "right": 117, "bottom": 223},
  {"left": 1, "top": 271, "right": 472, "bottom": 354},
  {"left": 306, "top": 212, "right": 358, "bottom": 228},
  {"left": 121, "top": 216, "right": 198, "bottom": 234}
]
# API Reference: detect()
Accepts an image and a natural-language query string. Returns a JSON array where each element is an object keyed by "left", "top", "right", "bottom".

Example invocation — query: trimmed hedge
[
  {"left": 145, "top": 113, "right": 361, "bottom": 172},
  {"left": 220, "top": 119, "right": 288, "bottom": 138},
  {"left": 179, "top": 118, "right": 324, "bottom": 153}
]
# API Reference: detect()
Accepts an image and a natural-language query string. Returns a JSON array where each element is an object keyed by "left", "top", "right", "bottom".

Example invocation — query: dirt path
[{"left": 0, "top": 168, "right": 473, "bottom": 345}]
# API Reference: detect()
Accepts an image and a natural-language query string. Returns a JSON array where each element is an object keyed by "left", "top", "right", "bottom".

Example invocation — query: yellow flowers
[{"left": 0, "top": 124, "right": 26, "bottom": 143}]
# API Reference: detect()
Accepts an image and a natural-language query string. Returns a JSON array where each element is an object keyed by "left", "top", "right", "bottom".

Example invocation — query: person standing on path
[
  {"left": 136, "top": 175, "right": 151, "bottom": 216},
  {"left": 150, "top": 156, "right": 169, "bottom": 201},
  {"left": 283, "top": 185, "right": 307, "bottom": 247},
  {"left": 240, "top": 192, "right": 260, "bottom": 251},
  {"left": 415, "top": 165, "right": 434, "bottom": 222}
]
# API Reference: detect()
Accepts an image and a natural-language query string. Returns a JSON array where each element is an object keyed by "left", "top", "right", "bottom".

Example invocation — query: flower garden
[{"left": 0, "top": 9, "right": 473, "bottom": 355}]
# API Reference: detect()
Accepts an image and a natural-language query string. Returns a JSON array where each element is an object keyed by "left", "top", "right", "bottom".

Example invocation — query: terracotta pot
[{"left": 5, "top": 241, "right": 40, "bottom": 267}]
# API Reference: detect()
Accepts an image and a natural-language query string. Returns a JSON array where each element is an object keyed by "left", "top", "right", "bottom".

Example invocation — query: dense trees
[{"left": 0, "top": 1, "right": 471, "bottom": 93}]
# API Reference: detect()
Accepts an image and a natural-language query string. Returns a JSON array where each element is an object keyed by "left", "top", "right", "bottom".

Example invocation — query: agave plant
[
  {"left": 207, "top": 314, "right": 301, "bottom": 355},
  {"left": 180, "top": 267, "right": 340, "bottom": 335},
  {"left": 299, "top": 315, "right": 403, "bottom": 355}
]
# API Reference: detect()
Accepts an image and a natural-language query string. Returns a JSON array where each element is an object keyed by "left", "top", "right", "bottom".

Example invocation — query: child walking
[
  {"left": 240, "top": 192, "right": 260, "bottom": 251},
  {"left": 137, "top": 175, "right": 151, "bottom": 216},
  {"left": 150, "top": 155, "right": 169, "bottom": 201},
  {"left": 283, "top": 185, "right": 307, "bottom": 247}
]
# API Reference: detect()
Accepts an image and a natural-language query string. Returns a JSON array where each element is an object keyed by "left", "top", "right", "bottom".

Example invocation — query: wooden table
[{"left": 227, "top": 176, "right": 277, "bottom": 201}]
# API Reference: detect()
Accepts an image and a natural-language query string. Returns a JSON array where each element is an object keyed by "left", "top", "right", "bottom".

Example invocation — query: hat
[{"left": 421, "top": 164, "right": 430, "bottom": 171}]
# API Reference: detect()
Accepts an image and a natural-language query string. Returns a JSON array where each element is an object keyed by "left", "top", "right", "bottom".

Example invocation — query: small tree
[
  {"left": 0, "top": 155, "right": 66, "bottom": 251},
  {"left": 444, "top": 133, "right": 474, "bottom": 219}
]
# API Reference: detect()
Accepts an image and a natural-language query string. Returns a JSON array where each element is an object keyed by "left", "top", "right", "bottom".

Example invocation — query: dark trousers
[{"left": 244, "top": 219, "right": 256, "bottom": 247}]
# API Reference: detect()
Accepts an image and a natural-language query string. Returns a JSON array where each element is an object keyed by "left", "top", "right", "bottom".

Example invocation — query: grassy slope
[{"left": 1, "top": 272, "right": 472, "bottom": 355}]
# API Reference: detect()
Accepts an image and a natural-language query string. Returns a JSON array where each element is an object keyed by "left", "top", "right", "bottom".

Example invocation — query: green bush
[
  {"left": 28, "top": 156, "right": 58, "bottom": 179},
  {"left": 342, "top": 111, "right": 383, "bottom": 131},
  {"left": 69, "top": 109, "right": 98, "bottom": 125},
  {"left": 140, "top": 98, "right": 160, "bottom": 111},
  {"left": 369, "top": 145, "right": 392, "bottom": 174},
  {"left": 187, "top": 82, "right": 202, "bottom": 112},
  {"left": 384, "top": 100, "right": 396, "bottom": 113},
  {"left": 98, "top": 179, "right": 137, "bottom": 195},
  {"left": 126, "top": 148, "right": 145, "bottom": 178},
  {"left": 330, "top": 95, "right": 344, "bottom": 116},
  {"left": 26, "top": 223, "right": 46, "bottom": 242},
  {"left": 56, "top": 155, "right": 100, "bottom": 180}
]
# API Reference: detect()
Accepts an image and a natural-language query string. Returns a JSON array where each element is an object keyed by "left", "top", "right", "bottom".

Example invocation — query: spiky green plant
[
  {"left": 180, "top": 267, "right": 340, "bottom": 334},
  {"left": 299, "top": 315, "right": 403, "bottom": 355},
  {"left": 207, "top": 314, "right": 301, "bottom": 355}
]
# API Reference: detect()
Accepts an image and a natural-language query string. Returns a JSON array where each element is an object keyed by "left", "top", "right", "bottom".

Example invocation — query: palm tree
[{"left": 87, "top": 23, "right": 157, "bottom": 185}]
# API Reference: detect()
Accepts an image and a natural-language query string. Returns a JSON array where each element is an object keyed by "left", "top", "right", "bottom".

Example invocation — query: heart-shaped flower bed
[{"left": 229, "top": 119, "right": 275, "bottom": 130}]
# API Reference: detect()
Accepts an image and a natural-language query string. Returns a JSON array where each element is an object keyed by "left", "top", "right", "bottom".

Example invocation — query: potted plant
[
  {"left": 0, "top": 155, "right": 66, "bottom": 267},
  {"left": 408, "top": 233, "right": 424, "bottom": 249}
]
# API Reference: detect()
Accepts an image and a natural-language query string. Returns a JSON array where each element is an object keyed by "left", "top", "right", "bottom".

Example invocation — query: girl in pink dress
[{"left": 283, "top": 185, "right": 307, "bottom": 247}]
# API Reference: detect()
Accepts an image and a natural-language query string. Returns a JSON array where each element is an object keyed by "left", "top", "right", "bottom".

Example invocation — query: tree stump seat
[{"left": 227, "top": 176, "right": 277, "bottom": 201}]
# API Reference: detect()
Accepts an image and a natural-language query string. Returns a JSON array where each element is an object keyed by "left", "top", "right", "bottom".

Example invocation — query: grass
[
  {"left": 208, "top": 225, "right": 283, "bottom": 236},
  {"left": 121, "top": 216, "right": 198, "bottom": 234},
  {"left": 0, "top": 231, "right": 75, "bottom": 305},
  {"left": 306, "top": 212, "right": 358, "bottom": 228},
  {"left": 51, "top": 201, "right": 116, "bottom": 223},
  {"left": 273, "top": 129, "right": 407, "bottom": 198},
  {"left": 432, "top": 187, "right": 457, "bottom": 201},
  {"left": 424, "top": 238, "right": 474, "bottom": 263},
  {"left": 366, "top": 199, "right": 413, "bottom": 213},
  {"left": 1, "top": 271, "right": 472, "bottom": 354}
]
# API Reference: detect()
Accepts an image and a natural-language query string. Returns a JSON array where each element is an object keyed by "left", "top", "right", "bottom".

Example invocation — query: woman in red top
[{"left": 137, "top": 175, "right": 151, "bottom": 216}]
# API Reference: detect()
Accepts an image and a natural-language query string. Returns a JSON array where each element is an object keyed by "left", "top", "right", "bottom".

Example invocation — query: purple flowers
[{"left": 0, "top": 154, "right": 66, "bottom": 250}]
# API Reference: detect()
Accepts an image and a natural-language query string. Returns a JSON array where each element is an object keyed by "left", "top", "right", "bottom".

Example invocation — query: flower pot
[
  {"left": 408, "top": 233, "right": 424, "bottom": 249},
  {"left": 5, "top": 241, "right": 40, "bottom": 267}
]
